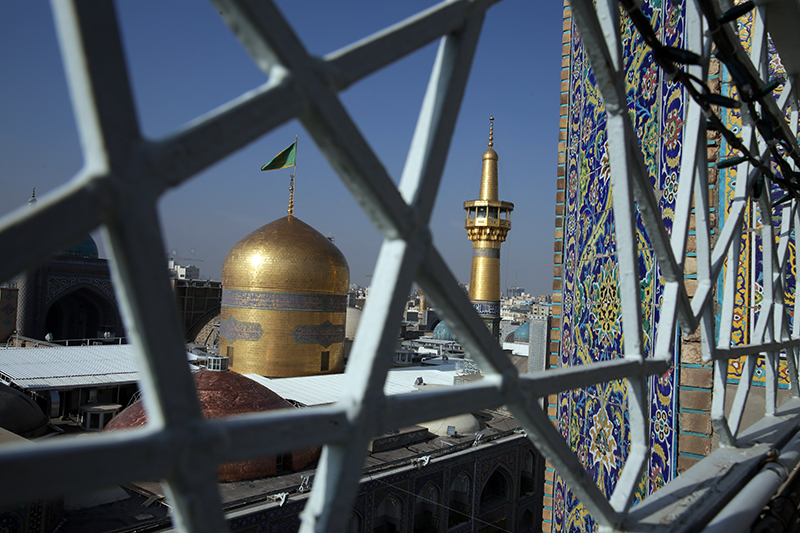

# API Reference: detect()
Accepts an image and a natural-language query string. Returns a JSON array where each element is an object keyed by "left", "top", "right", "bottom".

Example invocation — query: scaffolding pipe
[{"left": 705, "top": 431, "right": 800, "bottom": 532}]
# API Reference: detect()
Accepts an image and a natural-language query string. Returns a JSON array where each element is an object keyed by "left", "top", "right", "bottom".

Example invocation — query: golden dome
[
  {"left": 219, "top": 215, "right": 350, "bottom": 377},
  {"left": 222, "top": 215, "right": 349, "bottom": 294},
  {"left": 482, "top": 148, "right": 498, "bottom": 161}
]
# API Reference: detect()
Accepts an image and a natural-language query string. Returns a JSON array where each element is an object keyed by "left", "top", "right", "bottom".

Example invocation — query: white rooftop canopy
[
  {"left": 0, "top": 345, "right": 194, "bottom": 390},
  {"left": 245, "top": 361, "right": 460, "bottom": 407}
]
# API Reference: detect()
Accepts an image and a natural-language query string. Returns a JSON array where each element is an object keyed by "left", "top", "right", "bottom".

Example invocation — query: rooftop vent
[{"left": 206, "top": 355, "right": 229, "bottom": 372}]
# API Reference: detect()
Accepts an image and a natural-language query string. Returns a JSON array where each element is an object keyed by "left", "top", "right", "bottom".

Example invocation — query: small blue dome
[
  {"left": 433, "top": 321, "right": 455, "bottom": 341},
  {"left": 512, "top": 322, "right": 530, "bottom": 343},
  {"left": 58, "top": 235, "right": 99, "bottom": 259}
]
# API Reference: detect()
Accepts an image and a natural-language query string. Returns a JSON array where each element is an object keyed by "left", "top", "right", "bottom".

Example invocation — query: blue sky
[{"left": 1, "top": 0, "right": 564, "bottom": 296}]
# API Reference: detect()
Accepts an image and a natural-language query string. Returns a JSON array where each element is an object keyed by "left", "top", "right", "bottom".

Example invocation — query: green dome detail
[{"left": 58, "top": 235, "right": 99, "bottom": 259}]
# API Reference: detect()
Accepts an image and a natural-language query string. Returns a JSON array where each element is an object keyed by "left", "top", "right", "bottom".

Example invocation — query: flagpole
[{"left": 288, "top": 135, "right": 298, "bottom": 216}]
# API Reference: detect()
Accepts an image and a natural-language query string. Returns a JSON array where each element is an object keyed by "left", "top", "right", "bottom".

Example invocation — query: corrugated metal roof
[
  {"left": 245, "top": 361, "right": 459, "bottom": 406},
  {"left": 0, "top": 345, "right": 192, "bottom": 390}
]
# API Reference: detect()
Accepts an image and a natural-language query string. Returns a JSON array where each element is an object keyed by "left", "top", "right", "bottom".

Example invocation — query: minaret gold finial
[
  {"left": 488, "top": 116, "right": 494, "bottom": 148},
  {"left": 287, "top": 172, "right": 295, "bottom": 216}
]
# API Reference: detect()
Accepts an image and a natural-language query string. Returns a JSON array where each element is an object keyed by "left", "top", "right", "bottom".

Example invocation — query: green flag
[{"left": 261, "top": 141, "right": 297, "bottom": 171}]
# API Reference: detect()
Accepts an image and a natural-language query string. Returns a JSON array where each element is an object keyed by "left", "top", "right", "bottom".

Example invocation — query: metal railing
[{"left": 0, "top": 1, "right": 798, "bottom": 532}]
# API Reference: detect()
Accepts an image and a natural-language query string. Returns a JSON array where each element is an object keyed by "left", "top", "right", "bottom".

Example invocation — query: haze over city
[{"left": 1, "top": 0, "right": 563, "bottom": 295}]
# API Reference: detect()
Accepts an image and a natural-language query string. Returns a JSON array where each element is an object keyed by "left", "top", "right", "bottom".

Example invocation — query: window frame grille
[{"left": 0, "top": 0, "right": 799, "bottom": 532}]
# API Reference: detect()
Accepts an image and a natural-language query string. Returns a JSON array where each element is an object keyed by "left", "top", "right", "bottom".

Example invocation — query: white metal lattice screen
[{"left": 0, "top": 1, "right": 799, "bottom": 532}]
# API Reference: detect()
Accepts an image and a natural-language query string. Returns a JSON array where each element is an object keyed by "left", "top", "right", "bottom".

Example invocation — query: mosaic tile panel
[
  {"left": 719, "top": 10, "right": 795, "bottom": 389},
  {"left": 291, "top": 320, "right": 345, "bottom": 348},
  {"left": 219, "top": 316, "right": 265, "bottom": 343},
  {"left": 222, "top": 290, "right": 347, "bottom": 313},
  {"left": 553, "top": 3, "right": 682, "bottom": 531}
]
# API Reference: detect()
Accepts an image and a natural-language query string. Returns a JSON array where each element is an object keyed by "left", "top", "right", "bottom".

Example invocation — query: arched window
[
  {"left": 413, "top": 482, "right": 440, "bottom": 533},
  {"left": 520, "top": 450, "right": 536, "bottom": 497},
  {"left": 479, "top": 467, "right": 511, "bottom": 515},
  {"left": 374, "top": 494, "right": 403, "bottom": 533},
  {"left": 519, "top": 509, "right": 534, "bottom": 533},
  {"left": 447, "top": 471, "right": 471, "bottom": 528}
]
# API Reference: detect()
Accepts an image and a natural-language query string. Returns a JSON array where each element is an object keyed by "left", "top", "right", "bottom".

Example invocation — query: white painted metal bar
[
  {"left": 418, "top": 249, "right": 519, "bottom": 380},
  {"left": 52, "top": 1, "right": 140, "bottom": 170},
  {"left": 2, "top": 0, "right": 800, "bottom": 531},
  {"left": 752, "top": 186, "right": 776, "bottom": 347},
  {"left": 653, "top": 4, "right": 706, "bottom": 363},
  {"left": 509, "top": 392, "right": 620, "bottom": 528},
  {"left": 571, "top": 0, "right": 648, "bottom": 522},
  {"left": 757, "top": 191, "right": 779, "bottom": 415},
  {"left": 303, "top": 239, "right": 423, "bottom": 532},
  {"left": 791, "top": 100, "right": 800, "bottom": 399},
  {"left": 325, "top": 0, "right": 500, "bottom": 92},
  {"left": 575, "top": 0, "right": 696, "bottom": 334},
  {"left": 517, "top": 358, "right": 670, "bottom": 399},
  {"left": 0, "top": 429, "right": 169, "bottom": 506},
  {"left": 397, "top": 6, "right": 486, "bottom": 223},
  {"left": 701, "top": 163, "right": 762, "bottom": 292},
  {"left": 714, "top": 337, "right": 800, "bottom": 360},
  {"left": 706, "top": 430, "right": 800, "bottom": 532}
]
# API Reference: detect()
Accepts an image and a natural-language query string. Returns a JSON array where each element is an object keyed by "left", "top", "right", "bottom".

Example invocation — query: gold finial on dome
[
  {"left": 488, "top": 116, "right": 494, "bottom": 148},
  {"left": 288, "top": 172, "right": 295, "bottom": 215}
]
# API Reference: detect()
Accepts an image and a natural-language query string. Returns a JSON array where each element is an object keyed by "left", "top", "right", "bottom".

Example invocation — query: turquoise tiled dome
[
  {"left": 512, "top": 322, "right": 530, "bottom": 342},
  {"left": 432, "top": 321, "right": 455, "bottom": 341},
  {"left": 58, "top": 235, "right": 99, "bottom": 259}
]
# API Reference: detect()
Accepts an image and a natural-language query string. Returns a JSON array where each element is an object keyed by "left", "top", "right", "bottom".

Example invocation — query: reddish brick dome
[{"left": 105, "top": 369, "right": 319, "bottom": 482}]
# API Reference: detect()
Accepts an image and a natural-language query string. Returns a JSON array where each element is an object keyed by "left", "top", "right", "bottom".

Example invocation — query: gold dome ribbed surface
[
  {"left": 219, "top": 215, "right": 350, "bottom": 377},
  {"left": 222, "top": 215, "right": 349, "bottom": 294}
]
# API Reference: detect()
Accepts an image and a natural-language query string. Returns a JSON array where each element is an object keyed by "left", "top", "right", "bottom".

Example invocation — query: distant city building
[
  {"left": 507, "top": 286, "right": 525, "bottom": 298},
  {"left": 528, "top": 317, "right": 549, "bottom": 374},
  {"left": 530, "top": 302, "right": 550, "bottom": 319},
  {"left": 172, "top": 278, "right": 222, "bottom": 344},
  {"left": 168, "top": 259, "right": 200, "bottom": 280}
]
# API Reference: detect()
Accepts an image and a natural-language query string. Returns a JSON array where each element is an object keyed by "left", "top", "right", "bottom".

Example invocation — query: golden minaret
[{"left": 463, "top": 117, "right": 514, "bottom": 337}]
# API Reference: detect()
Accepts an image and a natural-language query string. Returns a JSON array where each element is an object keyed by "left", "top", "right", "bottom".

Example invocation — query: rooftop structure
[
  {"left": 0, "top": 345, "right": 145, "bottom": 390},
  {"left": 246, "top": 360, "right": 460, "bottom": 407}
]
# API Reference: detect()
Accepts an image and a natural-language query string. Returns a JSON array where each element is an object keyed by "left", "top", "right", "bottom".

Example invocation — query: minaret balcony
[
  {"left": 465, "top": 217, "right": 512, "bottom": 229},
  {"left": 463, "top": 200, "right": 514, "bottom": 226}
]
